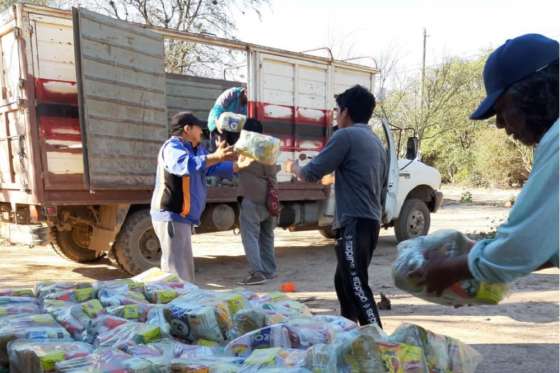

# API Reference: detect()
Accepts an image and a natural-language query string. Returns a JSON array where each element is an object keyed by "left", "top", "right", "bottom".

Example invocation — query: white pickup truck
[{"left": 0, "top": 3, "right": 442, "bottom": 275}]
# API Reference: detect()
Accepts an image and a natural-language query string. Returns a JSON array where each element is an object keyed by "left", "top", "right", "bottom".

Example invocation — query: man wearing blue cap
[{"left": 412, "top": 34, "right": 559, "bottom": 294}]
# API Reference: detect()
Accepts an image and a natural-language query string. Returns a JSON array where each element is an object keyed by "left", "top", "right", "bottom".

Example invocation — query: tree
[{"left": 90, "top": 0, "right": 269, "bottom": 76}]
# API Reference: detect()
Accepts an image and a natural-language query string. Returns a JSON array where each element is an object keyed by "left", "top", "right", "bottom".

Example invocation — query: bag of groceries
[
  {"left": 392, "top": 229, "right": 509, "bottom": 306},
  {"left": 217, "top": 112, "right": 247, "bottom": 133},
  {"left": 8, "top": 340, "right": 93, "bottom": 373},
  {"left": 234, "top": 130, "right": 281, "bottom": 166}
]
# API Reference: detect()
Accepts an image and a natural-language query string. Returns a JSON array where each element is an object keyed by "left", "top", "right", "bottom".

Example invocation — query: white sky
[{"left": 235, "top": 0, "right": 560, "bottom": 78}]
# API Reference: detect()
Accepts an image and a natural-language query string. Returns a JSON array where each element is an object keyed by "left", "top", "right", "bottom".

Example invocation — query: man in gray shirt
[{"left": 284, "top": 85, "right": 387, "bottom": 327}]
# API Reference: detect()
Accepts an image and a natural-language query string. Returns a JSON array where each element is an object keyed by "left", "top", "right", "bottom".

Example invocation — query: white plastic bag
[
  {"left": 234, "top": 130, "right": 281, "bottom": 166},
  {"left": 392, "top": 229, "right": 509, "bottom": 306}
]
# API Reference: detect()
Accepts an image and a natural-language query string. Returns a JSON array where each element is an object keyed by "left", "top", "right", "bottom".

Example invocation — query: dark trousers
[{"left": 334, "top": 218, "right": 382, "bottom": 328}]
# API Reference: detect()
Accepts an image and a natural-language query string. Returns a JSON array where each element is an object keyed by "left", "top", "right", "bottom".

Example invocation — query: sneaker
[
  {"left": 264, "top": 272, "right": 278, "bottom": 280},
  {"left": 239, "top": 272, "right": 267, "bottom": 286}
]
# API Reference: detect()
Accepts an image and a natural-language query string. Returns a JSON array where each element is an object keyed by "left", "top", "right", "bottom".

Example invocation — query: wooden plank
[{"left": 75, "top": 8, "right": 167, "bottom": 190}]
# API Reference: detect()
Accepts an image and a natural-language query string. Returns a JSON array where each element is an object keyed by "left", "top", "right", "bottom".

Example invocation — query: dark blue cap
[{"left": 471, "top": 33, "right": 559, "bottom": 120}]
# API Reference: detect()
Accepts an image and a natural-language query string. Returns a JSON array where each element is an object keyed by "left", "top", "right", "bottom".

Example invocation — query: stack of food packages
[{"left": 0, "top": 268, "right": 482, "bottom": 372}]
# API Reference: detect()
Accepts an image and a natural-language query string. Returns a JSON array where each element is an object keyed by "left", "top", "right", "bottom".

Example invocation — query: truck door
[{"left": 72, "top": 8, "right": 168, "bottom": 191}]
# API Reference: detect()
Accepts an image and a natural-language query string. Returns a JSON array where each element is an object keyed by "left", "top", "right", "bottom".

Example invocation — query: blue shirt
[
  {"left": 207, "top": 87, "right": 247, "bottom": 133},
  {"left": 150, "top": 137, "right": 234, "bottom": 225},
  {"left": 468, "top": 119, "right": 559, "bottom": 283}
]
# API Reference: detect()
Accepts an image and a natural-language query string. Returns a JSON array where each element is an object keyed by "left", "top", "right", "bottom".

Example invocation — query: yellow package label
[
  {"left": 379, "top": 343, "right": 424, "bottom": 373},
  {"left": 81, "top": 300, "right": 103, "bottom": 318},
  {"left": 0, "top": 308, "right": 7, "bottom": 317},
  {"left": 476, "top": 282, "right": 507, "bottom": 304},
  {"left": 31, "top": 314, "right": 53, "bottom": 324},
  {"left": 39, "top": 351, "right": 65, "bottom": 371},
  {"left": 224, "top": 295, "right": 246, "bottom": 315},
  {"left": 123, "top": 305, "right": 140, "bottom": 319},
  {"left": 157, "top": 290, "right": 177, "bottom": 304},
  {"left": 196, "top": 338, "right": 218, "bottom": 347},
  {"left": 245, "top": 347, "right": 281, "bottom": 366},
  {"left": 74, "top": 288, "right": 94, "bottom": 302},
  {"left": 138, "top": 325, "right": 161, "bottom": 343},
  {"left": 214, "top": 303, "right": 233, "bottom": 331},
  {"left": 13, "top": 289, "right": 34, "bottom": 297}
]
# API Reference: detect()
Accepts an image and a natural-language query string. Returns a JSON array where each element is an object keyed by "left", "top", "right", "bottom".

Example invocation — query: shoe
[
  {"left": 264, "top": 272, "right": 278, "bottom": 280},
  {"left": 239, "top": 272, "right": 267, "bottom": 286}
]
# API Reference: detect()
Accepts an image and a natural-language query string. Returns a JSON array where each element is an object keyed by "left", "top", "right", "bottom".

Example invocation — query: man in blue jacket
[
  {"left": 151, "top": 112, "right": 236, "bottom": 282},
  {"left": 412, "top": 34, "right": 559, "bottom": 294}
]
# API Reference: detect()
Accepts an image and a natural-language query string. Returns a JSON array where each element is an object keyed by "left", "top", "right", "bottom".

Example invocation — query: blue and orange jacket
[{"left": 150, "top": 136, "right": 234, "bottom": 225}]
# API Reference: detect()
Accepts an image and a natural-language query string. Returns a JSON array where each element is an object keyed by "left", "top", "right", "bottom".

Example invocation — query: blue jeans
[{"left": 239, "top": 198, "right": 277, "bottom": 276}]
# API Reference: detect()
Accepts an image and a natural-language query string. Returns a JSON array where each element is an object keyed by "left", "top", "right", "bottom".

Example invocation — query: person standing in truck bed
[
  {"left": 150, "top": 112, "right": 237, "bottom": 283},
  {"left": 284, "top": 85, "right": 388, "bottom": 328}
]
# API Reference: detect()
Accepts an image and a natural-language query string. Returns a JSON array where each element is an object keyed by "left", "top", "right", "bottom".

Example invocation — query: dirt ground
[{"left": 0, "top": 185, "right": 557, "bottom": 372}]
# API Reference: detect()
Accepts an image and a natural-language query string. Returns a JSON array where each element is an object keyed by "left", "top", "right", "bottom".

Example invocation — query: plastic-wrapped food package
[
  {"left": 98, "top": 289, "right": 148, "bottom": 308},
  {"left": 51, "top": 300, "right": 105, "bottom": 340},
  {"left": 392, "top": 230, "right": 509, "bottom": 306},
  {"left": 234, "top": 130, "right": 281, "bottom": 166},
  {"left": 0, "top": 296, "right": 37, "bottom": 306},
  {"left": 304, "top": 315, "right": 358, "bottom": 334},
  {"left": 225, "top": 324, "right": 292, "bottom": 357},
  {"left": 169, "top": 356, "right": 243, "bottom": 373},
  {"left": 389, "top": 323, "right": 482, "bottom": 373},
  {"left": 94, "top": 321, "right": 161, "bottom": 349},
  {"left": 42, "top": 300, "right": 75, "bottom": 314},
  {"left": 377, "top": 342, "right": 428, "bottom": 373},
  {"left": 106, "top": 303, "right": 153, "bottom": 322},
  {"left": 240, "top": 348, "right": 308, "bottom": 372},
  {"left": 125, "top": 338, "right": 215, "bottom": 370},
  {"left": 230, "top": 309, "right": 267, "bottom": 339},
  {"left": 217, "top": 112, "right": 247, "bottom": 133},
  {"left": 146, "top": 305, "right": 172, "bottom": 338},
  {"left": 132, "top": 267, "right": 180, "bottom": 284},
  {"left": 8, "top": 340, "right": 93, "bottom": 373},
  {"left": 83, "top": 315, "right": 130, "bottom": 344},
  {"left": 304, "top": 343, "right": 339, "bottom": 373},
  {"left": 0, "top": 314, "right": 71, "bottom": 364},
  {"left": 55, "top": 348, "right": 153, "bottom": 372},
  {"left": 42, "top": 287, "right": 95, "bottom": 303},
  {"left": 166, "top": 292, "right": 233, "bottom": 343},
  {"left": 0, "top": 288, "right": 34, "bottom": 297},
  {"left": 340, "top": 331, "right": 386, "bottom": 373},
  {"left": 0, "top": 302, "right": 41, "bottom": 319},
  {"left": 144, "top": 281, "right": 198, "bottom": 304},
  {"left": 95, "top": 279, "right": 144, "bottom": 294},
  {"left": 35, "top": 282, "right": 91, "bottom": 300}
]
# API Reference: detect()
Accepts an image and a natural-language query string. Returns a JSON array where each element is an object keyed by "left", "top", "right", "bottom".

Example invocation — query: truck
[{"left": 0, "top": 3, "right": 443, "bottom": 275}]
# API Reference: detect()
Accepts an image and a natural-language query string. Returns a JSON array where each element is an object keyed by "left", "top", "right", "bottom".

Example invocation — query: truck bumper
[{"left": 433, "top": 191, "right": 444, "bottom": 212}]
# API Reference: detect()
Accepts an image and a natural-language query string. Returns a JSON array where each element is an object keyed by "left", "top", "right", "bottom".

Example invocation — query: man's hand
[
  {"left": 207, "top": 140, "right": 234, "bottom": 167},
  {"left": 408, "top": 252, "right": 472, "bottom": 296}
]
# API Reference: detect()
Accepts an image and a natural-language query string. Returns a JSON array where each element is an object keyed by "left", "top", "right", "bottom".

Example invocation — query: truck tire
[
  {"left": 319, "top": 226, "right": 336, "bottom": 239},
  {"left": 113, "top": 209, "right": 161, "bottom": 275},
  {"left": 394, "top": 198, "right": 431, "bottom": 242},
  {"left": 51, "top": 224, "right": 103, "bottom": 263}
]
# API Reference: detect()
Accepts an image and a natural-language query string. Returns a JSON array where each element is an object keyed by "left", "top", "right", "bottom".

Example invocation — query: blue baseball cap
[{"left": 470, "top": 33, "right": 559, "bottom": 120}]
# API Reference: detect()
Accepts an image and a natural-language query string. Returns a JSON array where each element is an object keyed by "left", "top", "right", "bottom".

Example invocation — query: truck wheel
[
  {"left": 319, "top": 226, "right": 336, "bottom": 239},
  {"left": 113, "top": 209, "right": 160, "bottom": 275},
  {"left": 51, "top": 224, "right": 103, "bottom": 263},
  {"left": 394, "top": 198, "right": 431, "bottom": 242}
]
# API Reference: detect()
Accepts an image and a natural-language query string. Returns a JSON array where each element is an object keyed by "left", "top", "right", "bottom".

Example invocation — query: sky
[{"left": 235, "top": 0, "right": 560, "bottom": 79}]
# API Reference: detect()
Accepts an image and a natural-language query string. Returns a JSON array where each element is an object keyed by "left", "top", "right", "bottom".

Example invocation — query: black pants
[{"left": 334, "top": 218, "right": 382, "bottom": 328}]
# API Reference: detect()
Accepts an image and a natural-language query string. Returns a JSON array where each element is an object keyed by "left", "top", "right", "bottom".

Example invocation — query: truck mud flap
[{"left": 0, "top": 222, "right": 50, "bottom": 246}]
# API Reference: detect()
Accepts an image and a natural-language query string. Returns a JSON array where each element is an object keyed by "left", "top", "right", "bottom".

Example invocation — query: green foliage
[
  {"left": 460, "top": 191, "right": 473, "bottom": 203},
  {"left": 382, "top": 53, "right": 533, "bottom": 187}
]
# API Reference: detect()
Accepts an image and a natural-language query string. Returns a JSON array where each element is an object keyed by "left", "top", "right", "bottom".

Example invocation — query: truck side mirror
[{"left": 406, "top": 137, "right": 418, "bottom": 160}]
